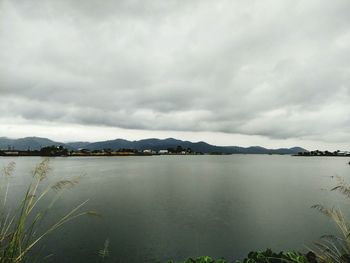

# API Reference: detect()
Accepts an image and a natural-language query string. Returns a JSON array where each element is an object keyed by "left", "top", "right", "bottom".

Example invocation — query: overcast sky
[{"left": 1, "top": 0, "right": 349, "bottom": 150}]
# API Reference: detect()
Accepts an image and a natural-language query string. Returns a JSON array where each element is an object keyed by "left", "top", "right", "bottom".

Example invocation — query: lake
[{"left": 0, "top": 155, "right": 349, "bottom": 262}]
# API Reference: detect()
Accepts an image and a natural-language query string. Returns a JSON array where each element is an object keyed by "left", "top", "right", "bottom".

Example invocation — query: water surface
[{"left": 0, "top": 155, "right": 348, "bottom": 262}]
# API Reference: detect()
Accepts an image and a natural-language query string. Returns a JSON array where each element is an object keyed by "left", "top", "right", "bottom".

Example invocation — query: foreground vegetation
[
  {"left": 0, "top": 159, "right": 98, "bottom": 262},
  {"left": 166, "top": 250, "right": 314, "bottom": 263}
]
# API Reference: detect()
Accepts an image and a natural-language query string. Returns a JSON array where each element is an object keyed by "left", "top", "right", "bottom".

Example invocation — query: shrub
[
  {"left": 166, "top": 249, "right": 312, "bottom": 263},
  {"left": 237, "top": 249, "right": 311, "bottom": 263},
  {"left": 167, "top": 256, "right": 226, "bottom": 263}
]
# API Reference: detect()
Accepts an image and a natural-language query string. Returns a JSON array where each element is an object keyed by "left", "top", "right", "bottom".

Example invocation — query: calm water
[{"left": 0, "top": 155, "right": 349, "bottom": 262}]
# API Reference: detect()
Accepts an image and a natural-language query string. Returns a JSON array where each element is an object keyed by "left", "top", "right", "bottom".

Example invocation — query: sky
[{"left": 0, "top": 0, "right": 349, "bottom": 150}]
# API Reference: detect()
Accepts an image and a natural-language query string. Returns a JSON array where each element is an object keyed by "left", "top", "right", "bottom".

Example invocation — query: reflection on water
[{"left": 0, "top": 155, "right": 348, "bottom": 262}]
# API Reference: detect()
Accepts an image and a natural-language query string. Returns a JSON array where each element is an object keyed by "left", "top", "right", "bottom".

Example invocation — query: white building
[{"left": 4, "top": 151, "right": 19, "bottom": 155}]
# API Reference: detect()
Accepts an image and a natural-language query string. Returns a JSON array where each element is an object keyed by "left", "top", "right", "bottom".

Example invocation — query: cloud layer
[{"left": 1, "top": 0, "right": 350, "bottom": 144}]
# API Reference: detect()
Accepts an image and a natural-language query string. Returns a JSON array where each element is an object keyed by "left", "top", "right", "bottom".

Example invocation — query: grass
[
  {"left": 310, "top": 175, "right": 350, "bottom": 263},
  {"left": 98, "top": 238, "right": 110, "bottom": 262},
  {"left": 0, "top": 159, "right": 98, "bottom": 262}
]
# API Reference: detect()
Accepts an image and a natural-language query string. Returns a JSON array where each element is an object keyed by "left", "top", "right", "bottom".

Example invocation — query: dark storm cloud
[{"left": 1, "top": 0, "right": 350, "bottom": 142}]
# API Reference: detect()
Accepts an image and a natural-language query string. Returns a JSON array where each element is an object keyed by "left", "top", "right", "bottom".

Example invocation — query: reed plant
[
  {"left": 0, "top": 159, "right": 97, "bottom": 263},
  {"left": 311, "top": 175, "right": 350, "bottom": 263},
  {"left": 98, "top": 238, "right": 110, "bottom": 262}
]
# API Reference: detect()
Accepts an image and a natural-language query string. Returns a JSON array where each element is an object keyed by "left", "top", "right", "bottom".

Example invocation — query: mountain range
[{"left": 0, "top": 137, "right": 306, "bottom": 155}]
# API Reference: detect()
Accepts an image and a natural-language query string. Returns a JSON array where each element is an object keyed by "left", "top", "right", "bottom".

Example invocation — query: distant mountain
[
  {"left": 0, "top": 137, "right": 74, "bottom": 151},
  {"left": 65, "top": 141, "right": 91, "bottom": 149},
  {"left": 0, "top": 137, "right": 307, "bottom": 154},
  {"left": 76, "top": 138, "right": 306, "bottom": 154}
]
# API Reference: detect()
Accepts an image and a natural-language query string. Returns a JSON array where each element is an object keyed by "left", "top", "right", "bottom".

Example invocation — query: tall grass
[
  {"left": 311, "top": 176, "right": 350, "bottom": 263},
  {"left": 98, "top": 238, "right": 110, "bottom": 262},
  {"left": 0, "top": 159, "right": 97, "bottom": 262}
]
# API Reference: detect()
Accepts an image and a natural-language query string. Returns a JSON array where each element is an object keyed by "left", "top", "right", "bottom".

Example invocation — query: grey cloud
[{"left": 1, "top": 0, "right": 350, "bottom": 143}]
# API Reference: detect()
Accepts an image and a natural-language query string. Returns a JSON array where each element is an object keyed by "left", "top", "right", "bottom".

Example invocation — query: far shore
[{"left": 2, "top": 146, "right": 349, "bottom": 158}]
